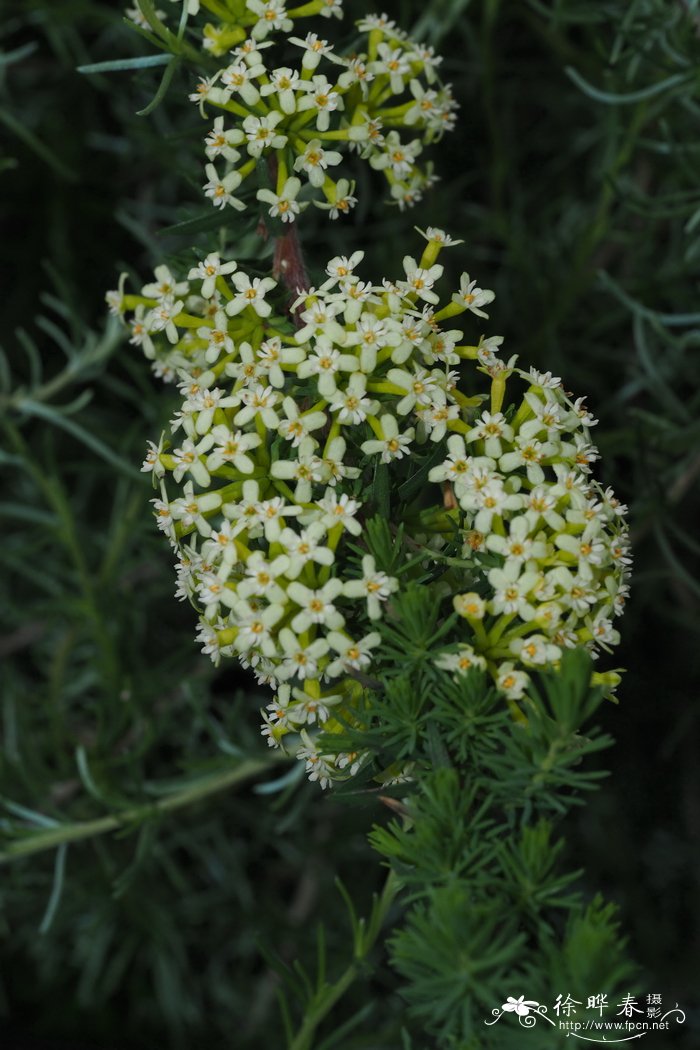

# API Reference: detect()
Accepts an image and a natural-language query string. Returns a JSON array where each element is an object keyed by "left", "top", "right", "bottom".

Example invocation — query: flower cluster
[
  {"left": 108, "top": 227, "right": 629, "bottom": 786},
  {"left": 429, "top": 372, "right": 630, "bottom": 701},
  {"left": 176, "top": 5, "right": 457, "bottom": 217}
]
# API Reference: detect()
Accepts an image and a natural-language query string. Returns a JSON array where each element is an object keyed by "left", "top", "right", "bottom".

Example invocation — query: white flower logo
[{"left": 501, "top": 996, "right": 540, "bottom": 1017}]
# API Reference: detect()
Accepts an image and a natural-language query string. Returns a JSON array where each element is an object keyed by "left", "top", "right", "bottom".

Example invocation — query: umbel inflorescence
[
  {"left": 126, "top": 2, "right": 456, "bottom": 217},
  {"left": 108, "top": 228, "right": 630, "bottom": 788}
]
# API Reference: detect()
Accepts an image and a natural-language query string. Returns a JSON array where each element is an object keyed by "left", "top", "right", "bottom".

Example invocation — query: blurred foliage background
[{"left": 1, "top": 0, "right": 699, "bottom": 1046}]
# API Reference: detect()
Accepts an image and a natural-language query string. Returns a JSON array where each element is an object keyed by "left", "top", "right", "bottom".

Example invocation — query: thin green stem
[
  {"left": 0, "top": 756, "right": 282, "bottom": 865},
  {"left": 288, "top": 870, "right": 400, "bottom": 1050}
]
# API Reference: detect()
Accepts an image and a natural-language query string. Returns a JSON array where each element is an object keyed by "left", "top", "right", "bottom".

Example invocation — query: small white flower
[
  {"left": 287, "top": 579, "right": 345, "bottom": 632},
  {"left": 203, "top": 164, "right": 245, "bottom": 210},
  {"left": 257, "top": 177, "right": 305, "bottom": 223},
  {"left": 343, "top": 555, "right": 398, "bottom": 620},
  {"left": 289, "top": 32, "right": 334, "bottom": 71},
  {"left": 242, "top": 112, "right": 288, "bottom": 157},
  {"left": 361, "top": 415, "right": 414, "bottom": 463},
  {"left": 325, "top": 631, "right": 381, "bottom": 679},
  {"left": 435, "top": 646, "right": 487, "bottom": 676},
  {"left": 204, "top": 116, "right": 242, "bottom": 162},
  {"left": 188, "top": 253, "right": 238, "bottom": 298},
  {"left": 510, "top": 634, "right": 562, "bottom": 666},
  {"left": 260, "top": 66, "right": 302, "bottom": 114},
  {"left": 294, "top": 139, "right": 343, "bottom": 187},
  {"left": 278, "top": 628, "right": 329, "bottom": 681},
  {"left": 205, "top": 426, "right": 261, "bottom": 474},
  {"left": 497, "top": 663, "right": 530, "bottom": 700},
  {"left": 279, "top": 523, "right": 334, "bottom": 578},
  {"left": 226, "top": 273, "right": 277, "bottom": 317},
  {"left": 316, "top": 490, "right": 363, "bottom": 535},
  {"left": 453, "top": 273, "right": 495, "bottom": 318},
  {"left": 329, "top": 373, "right": 377, "bottom": 425}
]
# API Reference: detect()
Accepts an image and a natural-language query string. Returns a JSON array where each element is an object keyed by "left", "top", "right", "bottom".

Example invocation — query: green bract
[{"left": 109, "top": 228, "right": 630, "bottom": 788}]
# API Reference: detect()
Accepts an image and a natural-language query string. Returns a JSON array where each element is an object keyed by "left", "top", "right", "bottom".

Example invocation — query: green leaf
[
  {"left": 565, "top": 65, "right": 692, "bottom": 105},
  {"left": 77, "top": 53, "right": 173, "bottom": 74},
  {"left": 14, "top": 399, "right": 142, "bottom": 479},
  {"left": 136, "top": 55, "right": 181, "bottom": 117},
  {"left": 38, "top": 844, "right": 69, "bottom": 934}
]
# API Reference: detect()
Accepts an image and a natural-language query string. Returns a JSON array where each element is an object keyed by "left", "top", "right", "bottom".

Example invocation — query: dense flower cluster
[
  {"left": 108, "top": 228, "right": 629, "bottom": 786},
  {"left": 127, "top": 1, "right": 457, "bottom": 216},
  {"left": 429, "top": 374, "right": 631, "bottom": 701}
]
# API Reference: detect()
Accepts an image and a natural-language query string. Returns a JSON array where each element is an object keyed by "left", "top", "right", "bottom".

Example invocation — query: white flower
[
  {"left": 373, "top": 43, "right": 412, "bottom": 93},
  {"left": 170, "top": 483, "right": 222, "bottom": 536},
  {"left": 496, "top": 663, "right": 530, "bottom": 700},
  {"left": 325, "top": 631, "right": 381, "bottom": 677},
  {"left": 233, "top": 600, "right": 284, "bottom": 656},
  {"left": 321, "top": 251, "right": 364, "bottom": 289},
  {"left": 238, "top": 551, "right": 290, "bottom": 602},
  {"left": 277, "top": 628, "right": 329, "bottom": 681},
  {"left": 417, "top": 227, "right": 463, "bottom": 246},
  {"left": 486, "top": 515, "right": 546, "bottom": 565},
  {"left": 204, "top": 116, "right": 242, "bottom": 162},
  {"left": 226, "top": 273, "right": 277, "bottom": 317},
  {"left": 172, "top": 438, "right": 211, "bottom": 486},
  {"left": 188, "top": 75, "right": 218, "bottom": 110},
  {"left": 147, "top": 297, "right": 183, "bottom": 344},
  {"left": 188, "top": 253, "right": 238, "bottom": 298},
  {"left": 488, "top": 564, "right": 539, "bottom": 618},
  {"left": 296, "top": 338, "right": 358, "bottom": 397},
  {"left": 435, "top": 646, "right": 487, "bottom": 676},
  {"left": 466, "top": 410, "right": 514, "bottom": 458},
  {"left": 257, "top": 177, "right": 305, "bottom": 223},
  {"left": 319, "top": 0, "right": 343, "bottom": 18},
  {"left": 296, "top": 730, "right": 334, "bottom": 789},
  {"left": 316, "top": 490, "right": 363, "bottom": 535},
  {"left": 343, "top": 555, "right": 398, "bottom": 620},
  {"left": 247, "top": 0, "right": 293, "bottom": 39},
  {"left": 428, "top": 434, "right": 473, "bottom": 486},
  {"left": 398, "top": 256, "right": 443, "bottom": 304},
  {"left": 205, "top": 426, "right": 261, "bottom": 474},
  {"left": 270, "top": 436, "right": 325, "bottom": 502},
  {"left": 289, "top": 32, "right": 334, "bottom": 71},
  {"left": 202, "top": 519, "right": 243, "bottom": 566},
  {"left": 141, "top": 438, "right": 166, "bottom": 479},
  {"left": 256, "top": 337, "right": 305, "bottom": 388},
  {"left": 386, "top": 365, "right": 443, "bottom": 415},
  {"left": 278, "top": 397, "right": 327, "bottom": 447},
  {"left": 255, "top": 495, "right": 302, "bottom": 541},
  {"left": 287, "top": 579, "right": 345, "bottom": 632},
  {"left": 242, "top": 112, "right": 288, "bottom": 157},
  {"left": 197, "top": 311, "right": 234, "bottom": 362},
  {"left": 453, "top": 593, "right": 487, "bottom": 620},
  {"left": 361, "top": 415, "right": 414, "bottom": 463},
  {"left": 453, "top": 273, "right": 495, "bottom": 317},
  {"left": 297, "top": 75, "right": 342, "bottom": 131},
  {"left": 260, "top": 66, "right": 302, "bottom": 113},
  {"left": 142, "top": 265, "right": 188, "bottom": 301},
  {"left": 316, "top": 178, "right": 357, "bottom": 220},
  {"left": 220, "top": 61, "right": 264, "bottom": 106},
  {"left": 293, "top": 138, "right": 343, "bottom": 187},
  {"left": 203, "top": 164, "right": 245, "bottom": 210},
  {"left": 279, "top": 523, "right": 334, "bottom": 578},
  {"left": 328, "top": 374, "right": 377, "bottom": 425},
  {"left": 510, "top": 634, "right": 562, "bottom": 666}
]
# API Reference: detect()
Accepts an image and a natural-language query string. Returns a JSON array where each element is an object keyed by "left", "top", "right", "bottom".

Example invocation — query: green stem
[
  {"left": 288, "top": 870, "right": 400, "bottom": 1050},
  {"left": 0, "top": 757, "right": 281, "bottom": 865}
]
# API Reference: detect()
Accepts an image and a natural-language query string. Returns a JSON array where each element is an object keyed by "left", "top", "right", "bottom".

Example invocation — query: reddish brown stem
[{"left": 273, "top": 223, "right": 311, "bottom": 314}]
